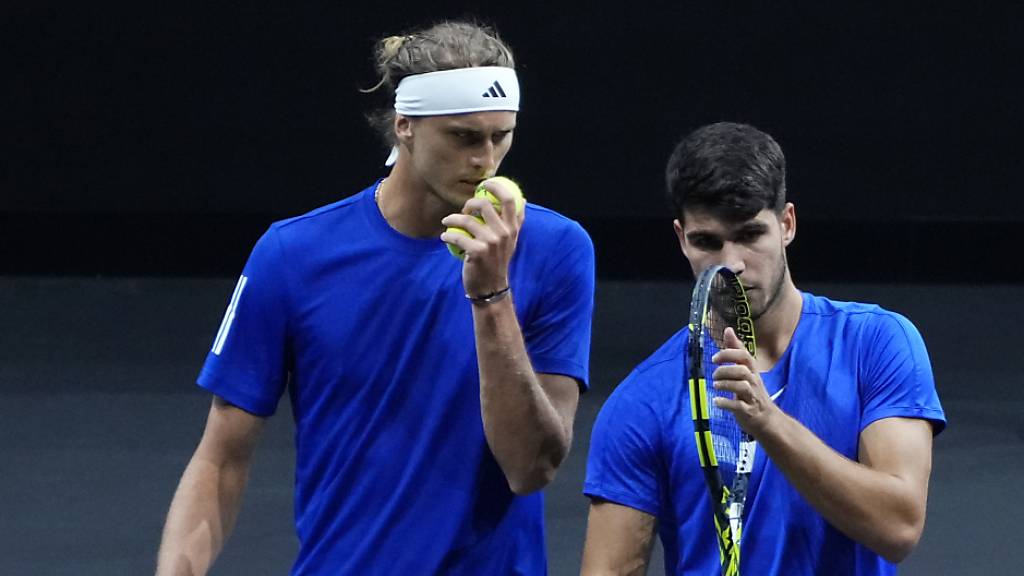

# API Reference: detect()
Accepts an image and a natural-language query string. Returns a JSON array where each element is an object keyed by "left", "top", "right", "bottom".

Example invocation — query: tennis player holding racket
[
  {"left": 156, "top": 21, "right": 594, "bottom": 575},
  {"left": 581, "top": 122, "right": 945, "bottom": 575}
]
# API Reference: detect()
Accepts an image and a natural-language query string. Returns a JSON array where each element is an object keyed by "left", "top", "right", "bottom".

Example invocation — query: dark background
[{"left": 5, "top": 2, "right": 1022, "bottom": 281}]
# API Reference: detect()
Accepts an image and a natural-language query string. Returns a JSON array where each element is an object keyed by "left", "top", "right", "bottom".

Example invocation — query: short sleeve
[
  {"left": 521, "top": 222, "right": 595, "bottom": 388},
  {"left": 583, "top": 374, "right": 665, "bottom": 517},
  {"left": 859, "top": 312, "right": 946, "bottom": 434},
  {"left": 197, "top": 226, "right": 291, "bottom": 417}
]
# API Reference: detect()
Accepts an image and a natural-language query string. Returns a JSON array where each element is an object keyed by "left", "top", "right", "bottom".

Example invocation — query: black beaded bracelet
[{"left": 466, "top": 286, "right": 511, "bottom": 305}]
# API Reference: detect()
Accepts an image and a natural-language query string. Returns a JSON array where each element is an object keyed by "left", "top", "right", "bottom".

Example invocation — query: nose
[
  {"left": 720, "top": 242, "right": 745, "bottom": 276},
  {"left": 470, "top": 140, "right": 497, "bottom": 172}
]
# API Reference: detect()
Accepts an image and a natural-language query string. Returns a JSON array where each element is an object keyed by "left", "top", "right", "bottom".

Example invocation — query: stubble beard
[{"left": 750, "top": 250, "right": 789, "bottom": 321}]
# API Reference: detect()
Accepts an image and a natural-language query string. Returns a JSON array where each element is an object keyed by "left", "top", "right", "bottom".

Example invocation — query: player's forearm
[
  {"left": 473, "top": 297, "right": 571, "bottom": 494},
  {"left": 156, "top": 456, "right": 250, "bottom": 576},
  {"left": 756, "top": 411, "right": 926, "bottom": 562}
]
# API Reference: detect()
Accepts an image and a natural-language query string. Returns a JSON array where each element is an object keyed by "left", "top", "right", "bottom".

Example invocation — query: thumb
[{"left": 723, "top": 327, "right": 745, "bottom": 350}]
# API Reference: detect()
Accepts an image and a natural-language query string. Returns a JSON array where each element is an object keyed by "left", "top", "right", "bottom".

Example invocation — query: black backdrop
[{"left": 6, "top": 2, "right": 1022, "bottom": 281}]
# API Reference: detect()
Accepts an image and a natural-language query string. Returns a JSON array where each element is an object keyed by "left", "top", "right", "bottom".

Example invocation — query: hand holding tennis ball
[{"left": 445, "top": 176, "right": 525, "bottom": 259}]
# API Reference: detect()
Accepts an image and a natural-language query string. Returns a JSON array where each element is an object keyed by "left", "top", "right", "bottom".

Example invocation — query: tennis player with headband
[
  {"left": 156, "top": 21, "right": 594, "bottom": 575},
  {"left": 580, "top": 123, "right": 945, "bottom": 575}
]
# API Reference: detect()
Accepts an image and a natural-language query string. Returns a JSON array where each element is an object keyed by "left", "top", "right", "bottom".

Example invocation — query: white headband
[{"left": 385, "top": 67, "right": 520, "bottom": 166}]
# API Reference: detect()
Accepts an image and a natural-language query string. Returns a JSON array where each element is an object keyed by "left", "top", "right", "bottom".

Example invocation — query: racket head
[
  {"left": 687, "top": 264, "right": 756, "bottom": 575},
  {"left": 688, "top": 264, "right": 757, "bottom": 466}
]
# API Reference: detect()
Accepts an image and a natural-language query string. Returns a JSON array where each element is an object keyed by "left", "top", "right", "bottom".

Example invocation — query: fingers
[
  {"left": 712, "top": 355, "right": 760, "bottom": 404},
  {"left": 440, "top": 215, "right": 486, "bottom": 255},
  {"left": 709, "top": 331, "right": 779, "bottom": 435},
  {"left": 712, "top": 396, "right": 748, "bottom": 413},
  {"left": 443, "top": 212, "right": 493, "bottom": 242},
  {"left": 441, "top": 195, "right": 519, "bottom": 253},
  {"left": 711, "top": 373, "right": 759, "bottom": 426},
  {"left": 440, "top": 182, "right": 524, "bottom": 300},
  {"left": 712, "top": 365, "right": 753, "bottom": 392},
  {"left": 463, "top": 196, "right": 508, "bottom": 230},
  {"left": 712, "top": 327, "right": 755, "bottom": 370},
  {"left": 712, "top": 363, "right": 753, "bottom": 383},
  {"left": 711, "top": 348, "right": 754, "bottom": 370},
  {"left": 477, "top": 179, "right": 525, "bottom": 226},
  {"left": 444, "top": 198, "right": 508, "bottom": 233}
]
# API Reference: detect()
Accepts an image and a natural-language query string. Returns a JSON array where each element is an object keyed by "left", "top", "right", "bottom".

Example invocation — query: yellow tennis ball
[
  {"left": 445, "top": 176, "right": 526, "bottom": 259},
  {"left": 446, "top": 216, "right": 484, "bottom": 259},
  {"left": 475, "top": 176, "right": 525, "bottom": 215}
]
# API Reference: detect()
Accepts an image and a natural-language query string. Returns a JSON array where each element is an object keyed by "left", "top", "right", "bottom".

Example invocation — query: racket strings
[{"left": 704, "top": 279, "right": 745, "bottom": 487}]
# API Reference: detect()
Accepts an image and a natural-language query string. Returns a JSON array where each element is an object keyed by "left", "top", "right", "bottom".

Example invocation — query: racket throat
[{"left": 727, "top": 501, "right": 744, "bottom": 544}]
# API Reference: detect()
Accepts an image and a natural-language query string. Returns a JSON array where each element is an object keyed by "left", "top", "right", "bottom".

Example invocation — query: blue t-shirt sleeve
[
  {"left": 859, "top": 312, "right": 946, "bottom": 434},
  {"left": 521, "top": 221, "right": 595, "bottom": 388},
  {"left": 583, "top": 373, "right": 664, "bottom": 517},
  {"left": 197, "top": 226, "right": 291, "bottom": 417}
]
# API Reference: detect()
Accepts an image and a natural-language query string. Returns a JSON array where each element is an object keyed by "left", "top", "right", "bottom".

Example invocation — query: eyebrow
[
  {"left": 736, "top": 221, "right": 769, "bottom": 234},
  {"left": 685, "top": 221, "right": 768, "bottom": 242},
  {"left": 685, "top": 230, "right": 720, "bottom": 242}
]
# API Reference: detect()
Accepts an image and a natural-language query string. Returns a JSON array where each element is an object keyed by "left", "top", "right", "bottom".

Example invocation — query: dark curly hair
[{"left": 665, "top": 122, "right": 787, "bottom": 223}]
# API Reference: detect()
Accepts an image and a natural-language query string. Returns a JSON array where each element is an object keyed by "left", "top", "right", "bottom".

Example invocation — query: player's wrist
[
  {"left": 749, "top": 403, "right": 788, "bottom": 444},
  {"left": 466, "top": 286, "right": 511, "bottom": 305}
]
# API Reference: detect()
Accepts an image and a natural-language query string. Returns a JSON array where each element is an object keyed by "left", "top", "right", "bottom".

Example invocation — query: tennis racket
[{"left": 687, "top": 264, "right": 757, "bottom": 576}]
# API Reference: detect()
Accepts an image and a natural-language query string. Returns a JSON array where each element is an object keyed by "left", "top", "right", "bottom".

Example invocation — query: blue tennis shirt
[
  {"left": 584, "top": 292, "right": 945, "bottom": 575},
  {"left": 199, "top": 180, "right": 595, "bottom": 575}
]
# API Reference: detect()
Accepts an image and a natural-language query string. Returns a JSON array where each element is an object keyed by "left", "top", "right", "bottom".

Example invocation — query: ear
[
  {"left": 780, "top": 202, "right": 797, "bottom": 247},
  {"left": 673, "top": 219, "right": 689, "bottom": 256},
  {"left": 394, "top": 114, "right": 413, "bottom": 145}
]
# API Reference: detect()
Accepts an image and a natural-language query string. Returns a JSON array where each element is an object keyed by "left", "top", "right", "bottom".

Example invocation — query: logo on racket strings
[{"left": 728, "top": 280, "right": 756, "bottom": 356}]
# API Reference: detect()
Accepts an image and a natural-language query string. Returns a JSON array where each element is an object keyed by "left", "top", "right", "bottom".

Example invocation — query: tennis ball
[
  {"left": 445, "top": 215, "right": 485, "bottom": 259},
  {"left": 446, "top": 176, "right": 526, "bottom": 259},
  {"left": 475, "top": 176, "right": 526, "bottom": 215}
]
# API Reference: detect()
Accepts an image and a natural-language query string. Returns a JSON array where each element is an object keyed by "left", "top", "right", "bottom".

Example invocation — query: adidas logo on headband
[{"left": 482, "top": 81, "right": 508, "bottom": 98}]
